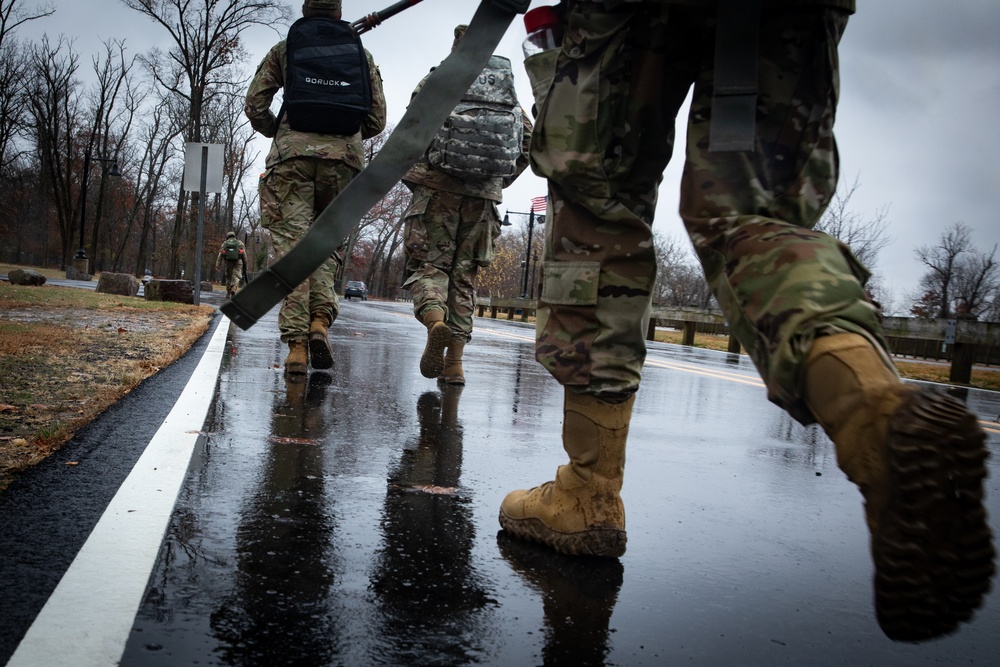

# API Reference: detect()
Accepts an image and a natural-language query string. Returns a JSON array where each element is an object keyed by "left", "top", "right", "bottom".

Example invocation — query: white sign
[
  {"left": 945, "top": 318, "right": 957, "bottom": 345},
  {"left": 183, "top": 143, "right": 224, "bottom": 193}
]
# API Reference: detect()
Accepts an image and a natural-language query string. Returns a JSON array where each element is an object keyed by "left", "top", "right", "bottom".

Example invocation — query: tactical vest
[
  {"left": 280, "top": 17, "right": 372, "bottom": 136},
  {"left": 224, "top": 238, "right": 241, "bottom": 261},
  {"left": 426, "top": 55, "right": 522, "bottom": 180}
]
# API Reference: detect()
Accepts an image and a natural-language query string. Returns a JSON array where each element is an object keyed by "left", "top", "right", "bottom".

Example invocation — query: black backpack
[{"left": 279, "top": 17, "right": 372, "bottom": 136}]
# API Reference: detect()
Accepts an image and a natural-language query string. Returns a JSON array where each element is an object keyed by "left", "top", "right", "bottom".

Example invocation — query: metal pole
[
  {"left": 521, "top": 209, "right": 535, "bottom": 298},
  {"left": 76, "top": 151, "right": 91, "bottom": 261},
  {"left": 193, "top": 146, "right": 208, "bottom": 306}
]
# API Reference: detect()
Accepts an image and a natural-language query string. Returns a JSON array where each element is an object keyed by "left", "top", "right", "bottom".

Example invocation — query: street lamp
[
  {"left": 74, "top": 149, "right": 121, "bottom": 276},
  {"left": 503, "top": 208, "right": 545, "bottom": 299}
]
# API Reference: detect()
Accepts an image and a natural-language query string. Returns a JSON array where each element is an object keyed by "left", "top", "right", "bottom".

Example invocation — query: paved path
[{"left": 2, "top": 299, "right": 999, "bottom": 666}]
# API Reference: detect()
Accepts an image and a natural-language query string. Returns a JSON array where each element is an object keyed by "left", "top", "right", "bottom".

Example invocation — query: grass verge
[{"left": 0, "top": 283, "right": 215, "bottom": 491}]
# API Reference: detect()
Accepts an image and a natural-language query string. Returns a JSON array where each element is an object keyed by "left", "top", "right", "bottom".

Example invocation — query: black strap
[
  {"left": 222, "top": 0, "right": 519, "bottom": 330},
  {"left": 710, "top": 0, "right": 763, "bottom": 152}
]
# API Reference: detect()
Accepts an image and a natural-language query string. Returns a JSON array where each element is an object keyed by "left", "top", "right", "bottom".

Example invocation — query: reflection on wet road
[{"left": 122, "top": 301, "right": 1000, "bottom": 666}]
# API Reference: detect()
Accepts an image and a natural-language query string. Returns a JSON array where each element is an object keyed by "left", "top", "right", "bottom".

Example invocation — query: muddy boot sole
[
  {"left": 873, "top": 387, "right": 995, "bottom": 642},
  {"left": 498, "top": 512, "right": 627, "bottom": 559},
  {"left": 309, "top": 332, "right": 334, "bottom": 370},
  {"left": 420, "top": 322, "right": 451, "bottom": 379}
]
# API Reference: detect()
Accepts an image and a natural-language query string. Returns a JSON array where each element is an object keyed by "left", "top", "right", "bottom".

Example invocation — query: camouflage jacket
[
  {"left": 244, "top": 39, "right": 387, "bottom": 171},
  {"left": 403, "top": 68, "right": 533, "bottom": 203}
]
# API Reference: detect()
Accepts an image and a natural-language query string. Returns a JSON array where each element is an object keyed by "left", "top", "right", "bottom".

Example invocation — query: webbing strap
[
  {"left": 710, "top": 0, "right": 763, "bottom": 152},
  {"left": 221, "top": 1, "right": 518, "bottom": 330}
]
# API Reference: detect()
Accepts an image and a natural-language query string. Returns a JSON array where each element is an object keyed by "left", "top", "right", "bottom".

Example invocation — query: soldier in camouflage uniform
[
  {"left": 245, "top": 0, "right": 386, "bottom": 375},
  {"left": 215, "top": 231, "right": 247, "bottom": 299},
  {"left": 499, "top": 0, "right": 994, "bottom": 643},
  {"left": 402, "top": 25, "right": 533, "bottom": 385}
]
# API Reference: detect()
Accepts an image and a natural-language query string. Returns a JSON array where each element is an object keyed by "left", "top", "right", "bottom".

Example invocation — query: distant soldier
[
  {"left": 402, "top": 24, "right": 532, "bottom": 385},
  {"left": 245, "top": 0, "right": 387, "bottom": 375},
  {"left": 215, "top": 231, "right": 246, "bottom": 299}
]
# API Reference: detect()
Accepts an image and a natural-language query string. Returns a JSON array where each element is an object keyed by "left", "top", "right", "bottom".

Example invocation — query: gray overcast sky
[{"left": 19, "top": 1, "right": 1000, "bottom": 313}]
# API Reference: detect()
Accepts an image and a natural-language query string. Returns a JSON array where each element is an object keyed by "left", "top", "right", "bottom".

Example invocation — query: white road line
[{"left": 7, "top": 316, "right": 230, "bottom": 667}]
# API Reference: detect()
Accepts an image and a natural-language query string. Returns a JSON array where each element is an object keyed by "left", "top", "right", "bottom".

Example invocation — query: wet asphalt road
[{"left": 3, "top": 297, "right": 1000, "bottom": 666}]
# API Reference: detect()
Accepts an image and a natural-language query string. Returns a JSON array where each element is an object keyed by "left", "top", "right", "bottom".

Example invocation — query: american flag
[{"left": 530, "top": 195, "right": 547, "bottom": 213}]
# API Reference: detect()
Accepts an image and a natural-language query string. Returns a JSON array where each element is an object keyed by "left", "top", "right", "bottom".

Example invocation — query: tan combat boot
[
  {"left": 420, "top": 308, "right": 451, "bottom": 379},
  {"left": 499, "top": 389, "right": 633, "bottom": 558},
  {"left": 805, "top": 333, "right": 994, "bottom": 642},
  {"left": 308, "top": 313, "right": 334, "bottom": 370},
  {"left": 284, "top": 339, "right": 308, "bottom": 376},
  {"left": 439, "top": 339, "right": 465, "bottom": 385}
]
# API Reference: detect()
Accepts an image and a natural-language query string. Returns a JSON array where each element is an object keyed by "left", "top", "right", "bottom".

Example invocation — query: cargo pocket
[
  {"left": 401, "top": 189, "right": 432, "bottom": 262},
  {"left": 530, "top": 8, "right": 633, "bottom": 193},
  {"left": 523, "top": 48, "right": 558, "bottom": 120},
  {"left": 258, "top": 169, "right": 279, "bottom": 229},
  {"left": 472, "top": 203, "right": 502, "bottom": 268},
  {"left": 541, "top": 260, "right": 600, "bottom": 306}
]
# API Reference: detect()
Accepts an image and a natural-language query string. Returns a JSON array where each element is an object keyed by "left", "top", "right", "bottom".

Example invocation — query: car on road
[{"left": 344, "top": 280, "right": 368, "bottom": 301}]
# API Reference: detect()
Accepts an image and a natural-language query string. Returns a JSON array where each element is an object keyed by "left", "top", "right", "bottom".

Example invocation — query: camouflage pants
[
  {"left": 260, "top": 157, "right": 353, "bottom": 343},
  {"left": 223, "top": 259, "right": 243, "bottom": 295},
  {"left": 402, "top": 185, "right": 501, "bottom": 342},
  {"left": 529, "top": 3, "right": 888, "bottom": 421}
]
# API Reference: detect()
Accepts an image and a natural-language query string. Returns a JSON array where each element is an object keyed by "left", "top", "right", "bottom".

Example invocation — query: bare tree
[
  {"left": 0, "top": 1, "right": 55, "bottom": 172},
  {"left": 26, "top": 35, "right": 83, "bottom": 265},
  {"left": 0, "top": 0, "right": 53, "bottom": 45},
  {"left": 359, "top": 180, "right": 410, "bottom": 298},
  {"left": 115, "top": 97, "right": 182, "bottom": 274},
  {"left": 200, "top": 79, "right": 260, "bottom": 262},
  {"left": 913, "top": 222, "right": 972, "bottom": 319},
  {"left": 0, "top": 39, "right": 30, "bottom": 171},
  {"left": 479, "top": 229, "right": 523, "bottom": 298},
  {"left": 122, "top": 0, "right": 292, "bottom": 276},
  {"left": 652, "top": 231, "right": 715, "bottom": 308},
  {"left": 952, "top": 244, "right": 998, "bottom": 318},
  {"left": 815, "top": 174, "right": 892, "bottom": 270},
  {"left": 85, "top": 39, "right": 136, "bottom": 270}
]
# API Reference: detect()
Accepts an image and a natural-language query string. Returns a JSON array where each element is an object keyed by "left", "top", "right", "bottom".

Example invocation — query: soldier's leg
[
  {"left": 680, "top": 8, "right": 881, "bottom": 419},
  {"left": 437, "top": 198, "right": 498, "bottom": 384},
  {"left": 310, "top": 160, "right": 357, "bottom": 325},
  {"left": 680, "top": 8, "right": 993, "bottom": 640},
  {"left": 403, "top": 186, "right": 462, "bottom": 378},
  {"left": 267, "top": 159, "right": 315, "bottom": 372},
  {"left": 305, "top": 160, "right": 356, "bottom": 370},
  {"left": 402, "top": 186, "right": 461, "bottom": 321},
  {"left": 447, "top": 197, "right": 497, "bottom": 342},
  {"left": 501, "top": 3, "right": 693, "bottom": 557},
  {"left": 226, "top": 262, "right": 240, "bottom": 296}
]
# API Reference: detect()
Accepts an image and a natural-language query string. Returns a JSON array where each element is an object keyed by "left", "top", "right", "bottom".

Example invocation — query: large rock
[
  {"left": 96, "top": 272, "right": 140, "bottom": 297},
  {"left": 65, "top": 265, "right": 93, "bottom": 281},
  {"left": 144, "top": 279, "right": 194, "bottom": 304},
  {"left": 7, "top": 268, "right": 46, "bottom": 286}
]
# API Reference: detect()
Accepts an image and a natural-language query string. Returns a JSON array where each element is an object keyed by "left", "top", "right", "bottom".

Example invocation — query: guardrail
[{"left": 474, "top": 298, "right": 999, "bottom": 385}]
